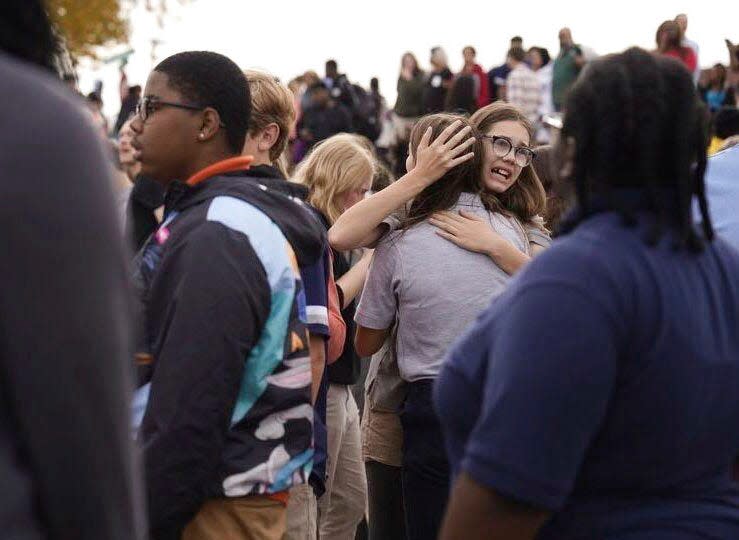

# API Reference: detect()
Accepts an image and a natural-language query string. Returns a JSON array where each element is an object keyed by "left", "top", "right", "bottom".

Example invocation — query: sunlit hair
[
  {"left": 431, "top": 47, "right": 448, "bottom": 67},
  {"left": 342, "top": 133, "right": 395, "bottom": 193},
  {"left": 469, "top": 102, "right": 547, "bottom": 223},
  {"left": 244, "top": 70, "right": 296, "bottom": 176},
  {"left": 402, "top": 113, "right": 483, "bottom": 229},
  {"left": 295, "top": 134, "right": 375, "bottom": 224}
]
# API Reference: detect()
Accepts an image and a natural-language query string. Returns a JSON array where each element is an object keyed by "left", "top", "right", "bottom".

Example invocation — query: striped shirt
[{"left": 506, "top": 64, "right": 542, "bottom": 126}]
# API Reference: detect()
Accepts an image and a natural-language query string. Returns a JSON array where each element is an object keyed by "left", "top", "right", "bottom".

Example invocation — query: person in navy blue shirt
[{"left": 436, "top": 48, "right": 739, "bottom": 540}]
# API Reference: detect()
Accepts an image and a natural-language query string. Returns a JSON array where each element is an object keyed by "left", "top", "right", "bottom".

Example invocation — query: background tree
[
  {"left": 47, "top": 0, "right": 191, "bottom": 62},
  {"left": 47, "top": 0, "right": 129, "bottom": 61}
]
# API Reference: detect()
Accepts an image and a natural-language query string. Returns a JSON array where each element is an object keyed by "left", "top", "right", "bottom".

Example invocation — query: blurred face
[
  {"left": 676, "top": 14, "right": 688, "bottom": 32},
  {"left": 481, "top": 120, "right": 531, "bottom": 193},
  {"left": 312, "top": 87, "right": 330, "bottom": 106},
  {"left": 402, "top": 54, "right": 416, "bottom": 71},
  {"left": 463, "top": 48, "right": 476, "bottom": 64},
  {"left": 559, "top": 29, "right": 573, "bottom": 48},
  {"left": 529, "top": 49, "right": 543, "bottom": 70},
  {"left": 130, "top": 71, "right": 201, "bottom": 184},
  {"left": 338, "top": 174, "right": 373, "bottom": 213},
  {"left": 118, "top": 120, "right": 141, "bottom": 175},
  {"left": 712, "top": 65, "right": 725, "bottom": 84}
]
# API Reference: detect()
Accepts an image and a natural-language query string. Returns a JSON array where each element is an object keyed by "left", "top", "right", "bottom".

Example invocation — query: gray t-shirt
[{"left": 356, "top": 192, "right": 541, "bottom": 382}]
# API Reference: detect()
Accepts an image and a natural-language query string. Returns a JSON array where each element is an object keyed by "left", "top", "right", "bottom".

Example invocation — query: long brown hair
[
  {"left": 470, "top": 102, "right": 547, "bottom": 223},
  {"left": 402, "top": 113, "right": 483, "bottom": 229}
]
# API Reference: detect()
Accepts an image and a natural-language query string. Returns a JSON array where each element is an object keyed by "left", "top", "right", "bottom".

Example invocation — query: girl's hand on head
[{"left": 411, "top": 120, "right": 475, "bottom": 187}]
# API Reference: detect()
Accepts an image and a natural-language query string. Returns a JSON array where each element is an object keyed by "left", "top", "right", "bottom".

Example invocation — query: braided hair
[
  {"left": 561, "top": 47, "right": 713, "bottom": 251},
  {"left": 0, "top": 0, "right": 62, "bottom": 72}
]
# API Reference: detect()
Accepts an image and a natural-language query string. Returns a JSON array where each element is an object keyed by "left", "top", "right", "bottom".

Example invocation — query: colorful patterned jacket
[{"left": 131, "top": 167, "right": 326, "bottom": 539}]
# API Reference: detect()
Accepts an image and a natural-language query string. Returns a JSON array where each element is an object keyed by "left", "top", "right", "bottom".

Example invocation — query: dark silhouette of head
[{"left": 561, "top": 47, "right": 713, "bottom": 250}]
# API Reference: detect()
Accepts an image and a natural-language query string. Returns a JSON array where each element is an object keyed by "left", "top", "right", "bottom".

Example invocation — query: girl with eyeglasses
[
  {"left": 352, "top": 110, "right": 548, "bottom": 540},
  {"left": 329, "top": 101, "right": 550, "bottom": 275}
]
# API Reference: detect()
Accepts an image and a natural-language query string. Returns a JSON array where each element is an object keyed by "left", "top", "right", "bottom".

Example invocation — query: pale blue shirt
[{"left": 695, "top": 145, "right": 739, "bottom": 252}]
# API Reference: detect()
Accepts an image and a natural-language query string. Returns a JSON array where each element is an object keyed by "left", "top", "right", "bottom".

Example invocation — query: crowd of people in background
[
  {"left": 2, "top": 2, "right": 739, "bottom": 540},
  {"left": 73, "top": 14, "right": 739, "bottom": 187}
]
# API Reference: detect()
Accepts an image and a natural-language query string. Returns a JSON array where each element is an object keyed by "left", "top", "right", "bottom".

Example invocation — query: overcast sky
[{"left": 78, "top": 0, "right": 739, "bottom": 118}]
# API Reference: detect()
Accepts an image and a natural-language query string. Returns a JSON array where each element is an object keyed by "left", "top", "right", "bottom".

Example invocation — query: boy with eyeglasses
[{"left": 130, "top": 51, "right": 326, "bottom": 540}]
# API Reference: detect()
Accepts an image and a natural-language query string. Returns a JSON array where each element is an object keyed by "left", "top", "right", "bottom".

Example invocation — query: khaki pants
[
  {"left": 182, "top": 496, "right": 286, "bottom": 540},
  {"left": 283, "top": 484, "right": 317, "bottom": 540},
  {"left": 318, "top": 384, "right": 368, "bottom": 540}
]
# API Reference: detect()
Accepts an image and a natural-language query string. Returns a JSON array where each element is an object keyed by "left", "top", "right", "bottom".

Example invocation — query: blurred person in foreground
[
  {"left": 0, "top": 1, "right": 146, "bottom": 539},
  {"left": 437, "top": 47, "right": 739, "bottom": 540}
]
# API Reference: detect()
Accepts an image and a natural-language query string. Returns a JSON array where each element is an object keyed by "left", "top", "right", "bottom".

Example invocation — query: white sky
[{"left": 77, "top": 0, "right": 739, "bottom": 119}]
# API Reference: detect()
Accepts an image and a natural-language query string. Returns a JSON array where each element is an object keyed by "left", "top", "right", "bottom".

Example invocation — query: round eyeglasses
[{"left": 482, "top": 135, "right": 536, "bottom": 167}]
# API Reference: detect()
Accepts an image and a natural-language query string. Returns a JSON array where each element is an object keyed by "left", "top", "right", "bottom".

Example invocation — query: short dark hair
[
  {"left": 714, "top": 107, "right": 739, "bottom": 140},
  {"left": 511, "top": 36, "right": 524, "bottom": 44},
  {"left": 154, "top": 51, "right": 250, "bottom": 154},
  {"left": 326, "top": 59, "right": 338, "bottom": 72},
  {"left": 0, "top": 0, "right": 62, "bottom": 72},
  {"left": 507, "top": 47, "right": 526, "bottom": 63},
  {"left": 562, "top": 47, "right": 713, "bottom": 251},
  {"left": 530, "top": 46, "right": 551, "bottom": 66}
]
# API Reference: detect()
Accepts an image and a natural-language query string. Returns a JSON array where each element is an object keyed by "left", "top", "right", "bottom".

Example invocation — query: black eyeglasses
[
  {"left": 482, "top": 135, "right": 536, "bottom": 167},
  {"left": 135, "top": 96, "right": 226, "bottom": 127}
]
